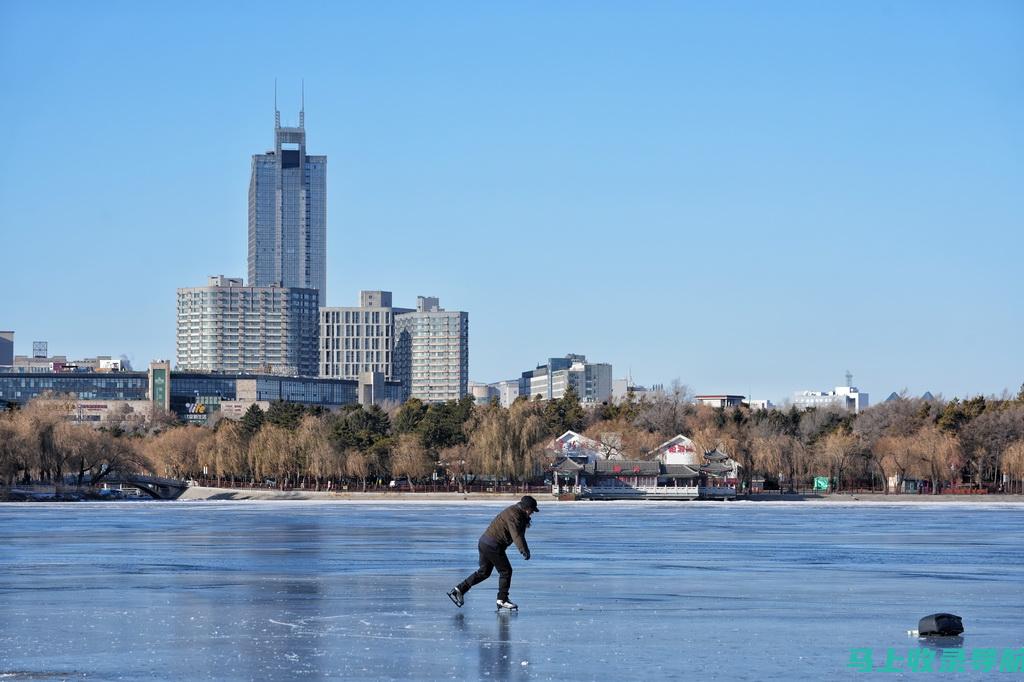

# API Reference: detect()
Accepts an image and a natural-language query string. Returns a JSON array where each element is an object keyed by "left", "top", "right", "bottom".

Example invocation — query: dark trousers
[{"left": 457, "top": 538, "right": 513, "bottom": 601}]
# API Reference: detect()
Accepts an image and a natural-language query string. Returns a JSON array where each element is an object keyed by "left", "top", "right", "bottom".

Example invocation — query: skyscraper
[{"left": 248, "top": 96, "right": 327, "bottom": 305}]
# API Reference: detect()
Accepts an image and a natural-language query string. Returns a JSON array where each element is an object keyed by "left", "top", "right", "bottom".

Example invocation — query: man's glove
[{"left": 521, "top": 550, "right": 531, "bottom": 561}]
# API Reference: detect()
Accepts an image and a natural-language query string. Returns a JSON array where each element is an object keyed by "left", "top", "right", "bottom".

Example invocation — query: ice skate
[
  {"left": 496, "top": 598, "right": 518, "bottom": 611},
  {"left": 447, "top": 587, "right": 464, "bottom": 608}
]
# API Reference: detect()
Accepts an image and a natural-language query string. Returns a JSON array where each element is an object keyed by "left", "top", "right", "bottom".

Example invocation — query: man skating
[{"left": 448, "top": 495, "right": 539, "bottom": 610}]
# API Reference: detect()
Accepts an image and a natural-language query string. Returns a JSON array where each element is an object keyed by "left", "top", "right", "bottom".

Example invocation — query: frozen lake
[{"left": 1, "top": 500, "right": 1021, "bottom": 680}]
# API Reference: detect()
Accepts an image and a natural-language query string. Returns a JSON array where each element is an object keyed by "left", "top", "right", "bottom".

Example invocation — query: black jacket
[{"left": 481, "top": 504, "right": 531, "bottom": 557}]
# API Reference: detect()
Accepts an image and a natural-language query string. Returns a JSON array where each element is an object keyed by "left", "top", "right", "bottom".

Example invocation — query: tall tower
[{"left": 248, "top": 90, "right": 327, "bottom": 305}]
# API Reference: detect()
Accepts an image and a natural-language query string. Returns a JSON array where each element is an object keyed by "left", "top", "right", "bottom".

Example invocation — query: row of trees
[{"left": 3, "top": 384, "right": 1024, "bottom": 493}]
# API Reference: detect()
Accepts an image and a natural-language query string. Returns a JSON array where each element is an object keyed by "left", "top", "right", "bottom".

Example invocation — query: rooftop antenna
[
  {"left": 300, "top": 79, "right": 305, "bottom": 128},
  {"left": 274, "top": 79, "right": 280, "bottom": 129},
  {"left": 845, "top": 370, "right": 853, "bottom": 387}
]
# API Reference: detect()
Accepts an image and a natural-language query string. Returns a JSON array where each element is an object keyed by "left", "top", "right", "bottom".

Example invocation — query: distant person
[{"left": 448, "top": 495, "right": 539, "bottom": 611}]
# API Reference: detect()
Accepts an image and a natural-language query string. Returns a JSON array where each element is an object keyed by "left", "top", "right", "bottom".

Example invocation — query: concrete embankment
[
  {"left": 177, "top": 486, "right": 1024, "bottom": 503},
  {"left": 178, "top": 485, "right": 524, "bottom": 502}
]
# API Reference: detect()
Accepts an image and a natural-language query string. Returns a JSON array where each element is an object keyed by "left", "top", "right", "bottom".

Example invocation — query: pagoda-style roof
[
  {"left": 700, "top": 461, "right": 732, "bottom": 475},
  {"left": 703, "top": 449, "right": 730, "bottom": 462},
  {"left": 550, "top": 456, "right": 584, "bottom": 474}
]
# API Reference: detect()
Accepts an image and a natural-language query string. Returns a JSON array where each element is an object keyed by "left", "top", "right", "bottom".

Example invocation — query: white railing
[
  {"left": 699, "top": 486, "right": 737, "bottom": 498},
  {"left": 580, "top": 485, "right": 700, "bottom": 499}
]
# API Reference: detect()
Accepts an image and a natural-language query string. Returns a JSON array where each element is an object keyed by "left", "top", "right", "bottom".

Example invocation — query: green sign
[
  {"left": 813, "top": 476, "right": 830, "bottom": 491},
  {"left": 152, "top": 368, "right": 167, "bottom": 407}
]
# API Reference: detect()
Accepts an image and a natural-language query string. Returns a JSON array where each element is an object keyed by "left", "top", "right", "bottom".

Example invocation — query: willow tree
[
  {"left": 344, "top": 448, "right": 375, "bottom": 492},
  {"left": 296, "top": 414, "right": 339, "bottom": 488},
  {"left": 247, "top": 424, "right": 293, "bottom": 484},
  {"left": 210, "top": 420, "right": 249, "bottom": 484},
  {"left": 144, "top": 425, "right": 211, "bottom": 479},
  {"left": 816, "top": 430, "right": 859, "bottom": 492},
  {"left": 873, "top": 435, "right": 919, "bottom": 494},
  {"left": 468, "top": 400, "right": 548, "bottom": 484},
  {"left": 912, "top": 425, "right": 961, "bottom": 493},
  {"left": 14, "top": 400, "right": 65, "bottom": 481},
  {"left": 0, "top": 412, "right": 28, "bottom": 485},
  {"left": 390, "top": 433, "right": 433, "bottom": 490},
  {"left": 1002, "top": 440, "right": 1024, "bottom": 494}
]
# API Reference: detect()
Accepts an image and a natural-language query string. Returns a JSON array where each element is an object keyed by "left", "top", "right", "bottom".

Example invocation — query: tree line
[{"left": 3, "top": 383, "right": 1024, "bottom": 493}]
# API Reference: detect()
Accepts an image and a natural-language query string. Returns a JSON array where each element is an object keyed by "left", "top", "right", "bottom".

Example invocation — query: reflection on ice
[{"left": 1, "top": 501, "right": 1022, "bottom": 680}]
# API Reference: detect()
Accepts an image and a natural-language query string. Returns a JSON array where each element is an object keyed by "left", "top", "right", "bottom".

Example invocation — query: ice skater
[{"left": 448, "top": 495, "right": 539, "bottom": 611}]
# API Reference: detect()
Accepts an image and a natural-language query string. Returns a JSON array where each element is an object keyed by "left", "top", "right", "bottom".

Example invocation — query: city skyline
[{"left": 1, "top": 3, "right": 1022, "bottom": 404}]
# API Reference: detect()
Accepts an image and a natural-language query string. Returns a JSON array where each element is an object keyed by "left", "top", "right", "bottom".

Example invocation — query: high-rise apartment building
[
  {"left": 176, "top": 276, "right": 319, "bottom": 377},
  {"left": 393, "top": 297, "right": 469, "bottom": 403},
  {"left": 319, "top": 291, "right": 410, "bottom": 380},
  {"left": 248, "top": 101, "right": 327, "bottom": 305}
]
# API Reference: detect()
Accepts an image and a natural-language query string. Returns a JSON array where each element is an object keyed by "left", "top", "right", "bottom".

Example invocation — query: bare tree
[
  {"left": 144, "top": 426, "right": 211, "bottom": 479},
  {"left": 816, "top": 430, "right": 858, "bottom": 492},
  {"left": 438, "top": 443, "right": 472, "bottom": 492},
  {"left": 210, "top": 420, "right": 249, "bottom": 484},
  {"left": 959, "top": 405, "right": 1024, "bottom": 486},
  {"left": 1002, "top": 440, "right": 1024, "bottom": 494},
  {"left": 296, "top": 414, "right": 338, "bottom": 489},
  {"left": 633, "top": 381, "right": 692, "bottom": 437},
  {"left": 344, "top": 448, "right": 374, "bottom": 492},
  {"left": 390, "top": 433, "right": 433, "bottom": 490},
  {"left": 247, "top": 424, "right": 293, "bottom": 484}
]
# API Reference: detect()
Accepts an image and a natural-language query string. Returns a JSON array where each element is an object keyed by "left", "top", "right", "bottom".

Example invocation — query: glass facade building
[
  {"left": 248, "top": 108, "right": 327, "bottom": 305},
  {"left": 0, "top": 372, "right": 149, "bottom": 405},
  {"left": 0, "top": 370, "right": 401, "bottom": 413}
]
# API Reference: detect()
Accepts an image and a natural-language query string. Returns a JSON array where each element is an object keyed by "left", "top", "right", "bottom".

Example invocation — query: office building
[
  {"left": 0, "top": 362, "right": 400, "bottom": 422},
  {"left": 0, "top": 331, "right": 13, "bottom": 367},
  {"left": 489, "top": 379, "right": 521, "bottom": 408},
  {"left": 393, "top": 297, "right": 469, "bottom": 403},
  {"left": 319, "top": 291, "right": 409, "bottom": 380},
  {"left": 248, "top": 100, "right": 327, "bottom": 304},
  {"left": 519, "top": 354, "right": 612, "bottom": 404},
  {"left": 176, "top": 276, "right": 319, "bottom": 377}
]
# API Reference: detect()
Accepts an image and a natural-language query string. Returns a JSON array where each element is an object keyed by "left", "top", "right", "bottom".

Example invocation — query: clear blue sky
[{"left": 1, "top": 1, "right": 1021, "bottom": 404}]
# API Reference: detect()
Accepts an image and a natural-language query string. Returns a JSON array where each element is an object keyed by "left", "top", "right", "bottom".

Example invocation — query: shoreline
[
  {"left": 4, "top": 485, "right": 1023, "bottom": 504},
  {"left": 178, "top": 487, "right": 1024, "bottom": 504}
]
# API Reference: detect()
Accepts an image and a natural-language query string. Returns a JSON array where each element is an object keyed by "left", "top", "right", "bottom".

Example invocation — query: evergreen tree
[
  {"left": 544, "top": 386, "right": 586, "bottom": 434},
  {"left": 393, "top": 398, "right": 427, "bottom": 434},
  {"left": 240, "top": 403, "right": 265, "bottom": 440},
  {"left": 265, "top": 401, "right": 305, "bottom": 430}
]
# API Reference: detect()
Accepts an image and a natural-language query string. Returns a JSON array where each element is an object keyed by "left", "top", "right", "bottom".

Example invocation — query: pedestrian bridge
[{"left": 102, "top": 473, "right": 189, "bottom": 500}]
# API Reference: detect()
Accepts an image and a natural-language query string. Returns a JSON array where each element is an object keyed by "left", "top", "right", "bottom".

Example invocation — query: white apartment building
[
  {"left": 393, "top": 297, "right": 469, "bottom": 403},
  {"left": 793, "top": 385, "right": 869, "bottom": 413},
  {"left": 176, "top": 276, "right": 319, "bottom": 377},
  {"left": 319, "top": 291, "right": 408, "bottom": 380}
]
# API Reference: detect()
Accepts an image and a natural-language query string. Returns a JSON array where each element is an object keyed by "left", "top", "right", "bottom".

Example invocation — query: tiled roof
[
  {"left": 661, "top": 464, "right": 699, "bottom": 478},
  {"left": 704, "top": 449, "right": 729, "bottom": 462},
  {"left": 592, "top": 460, "right": 661, "bottom": 475},
  {"left": 700, "top": 461, "right": 732, "bottom": 475},
  {"left": 550, "top": 457, "right": 584, "bottom": 473}
]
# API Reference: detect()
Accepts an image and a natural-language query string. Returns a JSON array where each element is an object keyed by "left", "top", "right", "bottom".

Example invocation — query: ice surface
[{"left": 1, "top": 500, "right": 1021, "bottom": 680}]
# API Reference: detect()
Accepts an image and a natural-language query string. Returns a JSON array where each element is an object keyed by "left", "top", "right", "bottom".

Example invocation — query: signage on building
[
  {"left": 152, "top": 368, "right": 167, "bottom": 408},
  {"left": 181, "top": 396, "right": 220, "bottom": 424}
]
